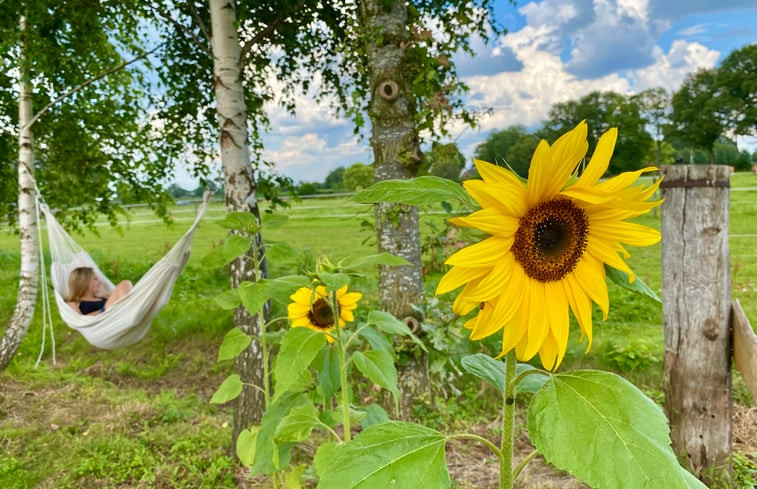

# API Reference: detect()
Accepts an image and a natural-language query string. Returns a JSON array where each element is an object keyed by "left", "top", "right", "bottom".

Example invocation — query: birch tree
[
  {"left": 0, "top": 1, "right": 171, "bottom": 369},
  {"left": 147, "top": 0, "right": 348, "bottom": 447}
]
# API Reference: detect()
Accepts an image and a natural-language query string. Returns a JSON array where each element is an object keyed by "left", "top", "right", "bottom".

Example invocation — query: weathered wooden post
[{"left": 661, "top": 164, "right": 732, "bottom": 484}]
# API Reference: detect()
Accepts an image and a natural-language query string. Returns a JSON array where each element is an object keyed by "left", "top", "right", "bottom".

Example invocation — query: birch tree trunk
[
  {"left": 359, "top": 0, "right": 427, "bottom": 417},
  {"left": 209, "top": 0, "right": 266, "bottom": 450},
  {"left": 0, "top": 15, "right": 38, "bottom": 370}
]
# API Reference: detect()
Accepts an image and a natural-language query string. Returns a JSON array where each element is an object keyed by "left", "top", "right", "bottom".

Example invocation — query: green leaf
[
  {"left": 605, "top": 264, "right": 661, "bottom": 304},
  {"left": 367, "top": 310, "right": 427, "bottom": 352},
  {"left": 318, "top": 272, "right": 351, "bottom": 290},
  {"left": 340, "top": 253, "right": 411, "bottom": 269},
  {"left": 313, "top": 441, "right": 340, "bottom": 478},
  {"left": 357, "top": 325, "right": 393, "bottom": 353},
  {"left": 316, "top": 422, "right": 451, "bottom": 489},
  {"left": 252, "top": 392, "right": 307, "bottom": 475},
  {"left": 201, "top": 245, "right": 226, "bottom": 268},
  {"left": 515, "top": 363, "right": 550, "bottom": 394},
  {"left": 236, "top": 426, "right": 260, "bottom": 467},
  {"left": 460, "top": 354, "right": 505, "bottom": 394},
  {"left": 214, "top": 288, "right": 241, "bottom": 310},
  {"left": 361, "top": 403, "right": 390, "bottom": 429},
  {"left": 238, "top": 275, "right": 310, "bottom": 315},
  {"left": 263, "top": 213, "right": 289, "bottom": 230},
  {"left": 210, "top": 374, "right": 243, "bottom": 404},
  {"left": 285, "top": 464, "right": 307, "bottom": 489},
  {"left": 274, "top": 328, "right": 327, "bottom": 397},
  {"left": 218, "top": 327, "right": 252, "bottom": 362},
  {"left": 274, "top": 400, "right": 321, "bottom": 444},
  {"left": 312, "top": 346, "right": 341, "bottom": 399},
  {"left": 352, "top": 176, "right": 475, "bottom": 208},
  {"left": 352, "top": 350, "right": 399, "bottom": 400},
  {"left": 217, "top": 211, "right": 260, "bottom": 233},
  {"left": 528, "top": 370, "right": 701, "bottom": 489},
  {"left": 223, "top": 234, "right": 252, "bottom": 263}
]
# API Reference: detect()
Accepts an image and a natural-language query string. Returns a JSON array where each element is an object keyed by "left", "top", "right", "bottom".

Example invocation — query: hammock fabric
[{"left": 42, "top": 195, "right": 211, "bottom": 349}]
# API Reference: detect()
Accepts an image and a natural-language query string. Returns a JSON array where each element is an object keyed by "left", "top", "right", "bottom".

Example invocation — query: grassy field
[{"left": 0, "top": 173, "right": 755, "bottom": 488}]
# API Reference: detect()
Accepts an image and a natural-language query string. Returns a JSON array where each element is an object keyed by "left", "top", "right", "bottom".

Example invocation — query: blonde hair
[{"left": 67, "top": 267, "right": 95, "bottom": 302}]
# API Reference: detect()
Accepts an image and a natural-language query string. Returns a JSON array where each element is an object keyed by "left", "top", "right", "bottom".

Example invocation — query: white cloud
[{"left": 628, "top": 40, "right": 720, "bottom": 92}]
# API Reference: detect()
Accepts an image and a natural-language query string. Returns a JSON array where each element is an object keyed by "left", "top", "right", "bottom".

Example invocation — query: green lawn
[{"left": 0, "top": 173, "right": 755, "bottom": 488}]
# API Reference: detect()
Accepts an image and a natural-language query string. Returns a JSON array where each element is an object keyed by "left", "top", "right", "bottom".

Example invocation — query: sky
[{"left": 175, "top": 0, "right": 757, "bottom": 188}]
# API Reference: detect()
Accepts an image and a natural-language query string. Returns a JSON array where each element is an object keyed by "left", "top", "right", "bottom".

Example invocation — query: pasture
[{"left": 0, "top": 173, "right": 755, "bottom": 488}]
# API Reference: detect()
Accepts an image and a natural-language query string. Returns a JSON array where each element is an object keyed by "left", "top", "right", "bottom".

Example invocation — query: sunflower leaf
[
  {"left": 210, "top": 373, "right": 243, "bottom": 404},
  {"left": 605, "top": 264, "right": 661, "bottom": 304},
  {"left": 239, "top": 275, "right": 311, "bottom": 315},
  {"left": 367, "top": 310, "right": 427, "bottom": 352},
  {"left": 352, "top": 176, "right": 475, "bottom": 208},
  {"left": 315, "top": 421, "right": 451, "bottom": 489},
  {"left": 528, "top": 370, "right": 705, "bottom": 489},
  {"left": 312, "top": 346, "right": 341, "bottom": 399},
  {"left": 274, "top": 400, "right": 321, "bottom": 444},
  {"left": 285, "top": 464, "right": 307, "bottom": 489},
  {"left": 274, "top": 328, "right": 327, "bottom": 398},
  {"left": 252, "top": 391, "right": 307, "bottom": 475},
  {"left": 236, "top": 426, "right": 260, "bottom": 467},
  {"left": 313, "top": 441, "right": 340, "bottom": 478},
  {"left": 318, "top": 272, "right": 351, "bottom": 290},
  {"left": 357, "top": 324, "right": 393, "bottom": 353},
  {"left": 352, "top": 350, "right": 400, "bottom": 401},
  {"left": 218, "top": 327, "right": 252, "bottom": 362},
  {"left": 223, "top": 234, "right": 252, "bottom": 263},
  {"left": 262, "top": 213, "right": 288, "bottom": 230},
  {"left": 216, "top": 211, "right": 260, "bottom": 233},
  {"left": 460, "top": 354, "right": 505, "bottom": 394},
  {"left": 214, "top": 288, "right": 241, "bottom": 310}
]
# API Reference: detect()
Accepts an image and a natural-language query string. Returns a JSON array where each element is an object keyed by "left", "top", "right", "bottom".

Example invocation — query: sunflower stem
[
  {"left": 331, "top": 290, "right": 351, "bottom": 443},
  {"left": 500, "top": 350, "right": 517, "bottom": 489}
]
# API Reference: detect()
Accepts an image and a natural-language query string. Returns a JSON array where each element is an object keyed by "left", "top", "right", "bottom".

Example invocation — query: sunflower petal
[
  {"left": 449, "top": 208, "right": 519, "bottom": 238},
  {"left": 522, "top": 281, "right": 550, "bottom": 360},
  {"left": 474, "top": 159, "right": 523, "bottom": 187},
  {"left": 574, "top": 255, "right": 609, "bottom": 320},
  {"left": 445, "top": 236, "right": 509, "bottom": 266},
  {"left": 437, "top": 266, "right": 488, "bottom": 295},
  {"left": 577, "top": 127, "right": 617, "bottom": 186}
]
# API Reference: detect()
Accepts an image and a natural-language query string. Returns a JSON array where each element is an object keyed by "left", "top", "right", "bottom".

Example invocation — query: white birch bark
[
  {"left": 0, "top": 15, "right": 38, "bottom": 370},
  {"left": 208, "top": 0, "right": 266, "bottom": 447}
]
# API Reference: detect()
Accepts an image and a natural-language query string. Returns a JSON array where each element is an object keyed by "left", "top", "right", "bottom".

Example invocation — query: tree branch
[
  {"left": 23, "top": 45, "right": 162, "bottom": 131},
  {"left": 149, "top": 3, "right": 212, "bottom": 57},
  {"left": 187, "top": 1, "right": 212, "bottom": 47},
  {"left": 240, "top": 0, "right": 306, "bottom": 64}
]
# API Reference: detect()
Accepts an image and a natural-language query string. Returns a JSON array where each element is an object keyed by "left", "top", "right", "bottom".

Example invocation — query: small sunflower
[
  {"left": 437, "top": 121, "right": 662, "bottom": 370},
  {"left": 288, "top": 284, "right": 362, "bottom": 341}
]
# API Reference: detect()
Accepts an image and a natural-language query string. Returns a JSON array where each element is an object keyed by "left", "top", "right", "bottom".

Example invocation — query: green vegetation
[{"left": 1, "top": 174, "right": 755, "bottom": 488}]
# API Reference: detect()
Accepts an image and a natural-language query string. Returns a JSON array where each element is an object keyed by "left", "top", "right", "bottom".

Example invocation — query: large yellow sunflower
[
  {"left": 288, "top": 284, "right": 362, "bottom": 341},
  {"left": 436, "top": 121, "right": 662, "bottom": 370}
]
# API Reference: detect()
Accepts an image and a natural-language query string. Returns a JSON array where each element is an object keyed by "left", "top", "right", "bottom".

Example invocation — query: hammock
[{"left": 41, "top": 194, "right": 211, "bottom": 350}]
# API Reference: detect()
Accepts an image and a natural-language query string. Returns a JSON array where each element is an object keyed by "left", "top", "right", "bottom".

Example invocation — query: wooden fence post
[{"left": 661, "top": 164, "right": 732, "bottom": 484}]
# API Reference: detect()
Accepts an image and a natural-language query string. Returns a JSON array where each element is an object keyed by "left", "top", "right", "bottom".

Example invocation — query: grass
[{"left": 0, "top": 173, "right": 755, "bottom": 488}]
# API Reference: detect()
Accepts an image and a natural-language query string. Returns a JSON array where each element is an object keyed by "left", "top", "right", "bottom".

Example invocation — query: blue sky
[{"left": 175, "top": 0, "right": 757, "bottom": 188}]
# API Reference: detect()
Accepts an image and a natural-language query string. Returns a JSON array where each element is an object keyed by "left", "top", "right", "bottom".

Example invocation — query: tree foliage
[
  {"left": 665, "top": 69, "right": 725, "bottom": 163},
  {"left": 0, "top": 0, "right": 172, "bottom": 228},
  {"left": 716, "top": 43, "right": 757, "bottom": 136},
  {"left": 473, "top": 126, "right": 538, "bottom": 177},
  {"left": 419, "top": 142, "right": 466, "bottom": 181},
  {"left": 543, "top": 91, "right": 653, "bottom": 174},
  {"left": 342, "top": 163, "right": 374, "bottom": 190}
]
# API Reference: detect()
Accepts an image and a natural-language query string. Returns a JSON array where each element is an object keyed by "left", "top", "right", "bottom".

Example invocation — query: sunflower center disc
[
  {"left": 512, "top": 197, "right": 589, "bottom": 282},
  {"left": 308, "top": 299, "right": 335, "bottom": 329}
]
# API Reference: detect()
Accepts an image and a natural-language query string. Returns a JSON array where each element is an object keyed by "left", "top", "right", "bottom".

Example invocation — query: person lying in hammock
[{"left": 65, "top": 267, "right": 133, "bottom": 316}]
